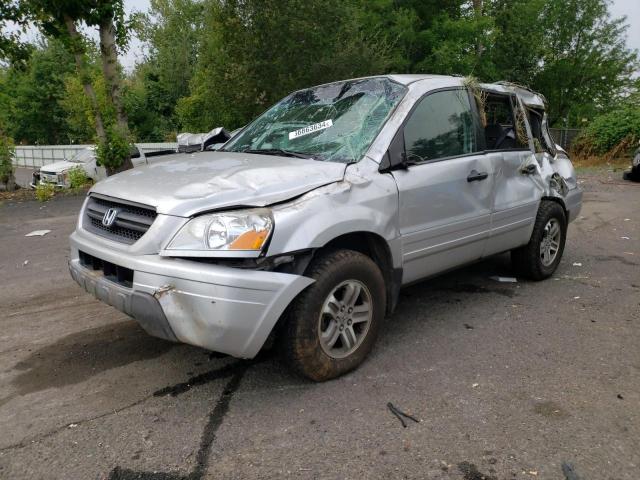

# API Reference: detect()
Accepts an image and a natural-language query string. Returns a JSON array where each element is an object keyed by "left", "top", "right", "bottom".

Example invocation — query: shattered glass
[{"left": 224, "top": 78, "right": 407, "bottom": 163}]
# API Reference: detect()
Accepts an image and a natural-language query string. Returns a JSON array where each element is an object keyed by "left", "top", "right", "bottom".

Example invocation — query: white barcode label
[{"left": 289, "top": 120, "right": 333, "bottom": 140}]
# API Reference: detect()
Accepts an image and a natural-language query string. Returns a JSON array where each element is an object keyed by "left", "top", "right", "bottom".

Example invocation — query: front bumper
[{"left": 69, "top": 231, "right": 314, "bottom": 358}]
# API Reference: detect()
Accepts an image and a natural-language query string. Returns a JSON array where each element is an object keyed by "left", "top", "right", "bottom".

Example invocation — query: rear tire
[
  {"left": 279, "top": 249, "right": 386, "bottom": 381},
  {"left": 511, "top": 201, "right": 567, "bottom": 281}
]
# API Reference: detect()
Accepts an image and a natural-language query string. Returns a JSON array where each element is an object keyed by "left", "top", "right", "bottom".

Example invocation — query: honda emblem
[{"left": 102, "top": 208, "right": 119, "bottom": 227}]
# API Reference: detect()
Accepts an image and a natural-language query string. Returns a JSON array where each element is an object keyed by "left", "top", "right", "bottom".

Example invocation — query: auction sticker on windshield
[{"left": 289, "top": 120, "right": 333, "bottom": 140}]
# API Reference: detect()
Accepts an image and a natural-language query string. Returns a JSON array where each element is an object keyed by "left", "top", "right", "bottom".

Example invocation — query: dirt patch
[
  {"left": 2, "top": 321, "right": 174, "bottom": 405},
  {"left": 533, "top": 401, "right": 570, "bottom": 419}
]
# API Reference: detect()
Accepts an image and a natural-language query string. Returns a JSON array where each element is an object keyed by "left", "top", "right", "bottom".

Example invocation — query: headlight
[{"left": 165, "top": 208, "right": 273, "bottom": 256}]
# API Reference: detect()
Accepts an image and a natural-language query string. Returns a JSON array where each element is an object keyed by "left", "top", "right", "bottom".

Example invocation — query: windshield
[
  {"left": 224, "top": 78, "right": 407, "bottom": 163},
  {"left": 69, "top": 149, "right": 95, "bottom": 164}
]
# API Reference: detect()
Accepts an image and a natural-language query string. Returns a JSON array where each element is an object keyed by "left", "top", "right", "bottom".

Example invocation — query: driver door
[{"left": 390, "top": 88, "right": 496, "bottom": 285}]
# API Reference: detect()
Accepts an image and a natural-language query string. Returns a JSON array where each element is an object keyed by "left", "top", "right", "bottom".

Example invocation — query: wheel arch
[
  {"left": 317, "top": 231, "right": 401, "bottom": 316},
  {"left": 541, "top": 195, "right": 568, "bottom": 221}
]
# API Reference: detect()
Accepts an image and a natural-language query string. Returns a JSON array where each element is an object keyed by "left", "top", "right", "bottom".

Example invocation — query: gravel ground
[{"left": 0, "top": 171, "right": 638, "bottom": 480}]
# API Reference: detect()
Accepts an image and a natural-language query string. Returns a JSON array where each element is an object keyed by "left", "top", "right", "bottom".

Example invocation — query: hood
[
  {"left": 90, "top": 151, "right": 347, "bottom": 217},
  {"left": 40, "top": 161, "right": 80, "bottom": 174}
]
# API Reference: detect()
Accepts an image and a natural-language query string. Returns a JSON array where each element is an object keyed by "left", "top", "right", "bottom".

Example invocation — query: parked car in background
[
  {"left": 623, "top": 142, "right": 640, "bottom": 182},
  {"left": 31, "top": 147, "right": 103, "bottom": 188},
  {"left": 69, "top": 75, "right": 582, "bottom": 381},
  {"left": 31, "top": 144, "right": 177, "bottom": 188}
]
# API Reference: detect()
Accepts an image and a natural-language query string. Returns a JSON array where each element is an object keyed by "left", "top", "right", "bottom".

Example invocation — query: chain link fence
[{"left": 549, "top": 128, "right": 582, "bottom": 151}]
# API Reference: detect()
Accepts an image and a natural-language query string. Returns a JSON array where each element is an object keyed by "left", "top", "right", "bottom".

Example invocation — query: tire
[
  {"left": 511, "top": 201, "right": 567, "bottom": 281},
  {"left": 279, "top": 249, "right": 386, "bottom": 381}
]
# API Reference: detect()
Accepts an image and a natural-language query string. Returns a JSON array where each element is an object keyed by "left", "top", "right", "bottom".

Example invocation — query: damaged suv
[{"left": 69, "top": 75, "right": 582, "bottom": 381}]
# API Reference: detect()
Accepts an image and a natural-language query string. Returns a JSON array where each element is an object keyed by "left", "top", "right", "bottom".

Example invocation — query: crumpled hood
[
  {"left": 40, "top": 161, "right": 80, "bottom": 174},
  {"left": 90, "top": 151, "right": 346, "bottom": 217}
]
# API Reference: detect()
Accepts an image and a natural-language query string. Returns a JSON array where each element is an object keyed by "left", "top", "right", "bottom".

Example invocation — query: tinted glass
[
  {"left": 403, "top": 89, "right": 476, "bottom": 162},
  {"left": 224, "top": 78, "right": 407, "bottom": 163}
]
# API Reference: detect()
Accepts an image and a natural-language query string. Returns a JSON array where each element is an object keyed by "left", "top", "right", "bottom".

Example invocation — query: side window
[
  {"left": 481, "top": 93, "right": 528, "bottom": 151},
  {"left": 527, "top": 108, "right": 550, "bottom": 153},
  {"left": 403, "top": 89, "right": 477, "bottom": 162}
]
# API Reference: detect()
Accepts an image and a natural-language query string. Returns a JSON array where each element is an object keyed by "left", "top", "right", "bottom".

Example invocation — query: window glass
[
  {"left": 482, "top": 94, "right": 528, "bottom": 150},
  {"left": 224, "top": 78, "right": 407, "bottom": 164},
  {"left": 403, "top": 89, "right": 476, "bottom": 162}
]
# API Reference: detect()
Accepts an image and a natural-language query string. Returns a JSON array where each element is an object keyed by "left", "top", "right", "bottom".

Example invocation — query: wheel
[
  {"left": 511, "top": 201, "right": 567, "bottom": 281},
  {"left": 280, "top": 249, "right": 386, "bottom": 381}
]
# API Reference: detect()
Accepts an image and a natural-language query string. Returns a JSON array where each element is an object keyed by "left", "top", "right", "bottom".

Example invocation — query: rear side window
[
  {"left": 481, "top": 93, "right": 528, "bottom": 150},
  {"left": 403, "top": 89, "right": 477, "bottom": 162}
]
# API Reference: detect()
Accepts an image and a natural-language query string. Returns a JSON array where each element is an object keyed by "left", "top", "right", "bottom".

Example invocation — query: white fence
[{"left": 12, "top": 143, "right": 178, "bottom": 168}]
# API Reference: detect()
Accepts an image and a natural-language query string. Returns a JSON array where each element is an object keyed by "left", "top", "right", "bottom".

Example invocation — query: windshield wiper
[{"left": 242, "top": 148, "right": 322, "bottom": 160}]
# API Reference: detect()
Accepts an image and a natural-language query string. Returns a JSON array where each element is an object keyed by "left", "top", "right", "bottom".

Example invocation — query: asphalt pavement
[{"left": 0, "top": 170, "right": 638, "bottom": 480}]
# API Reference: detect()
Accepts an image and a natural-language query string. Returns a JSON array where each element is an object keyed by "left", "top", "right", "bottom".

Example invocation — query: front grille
[
  {"left": 79, "top": 250, "right": 133, "bottom": 287},
  {"left": 83, "top": 195, "right": 157, "bottom": 244}
]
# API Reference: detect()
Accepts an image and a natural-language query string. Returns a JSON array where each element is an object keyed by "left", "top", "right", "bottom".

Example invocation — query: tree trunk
[
  {"left": 98, "top": 16, "right": 133, "bottom": 173},
  {"left": 63, "top": 16, "right": 107, "bottom": 144},
  {"left": 99, "top": 17, "right": 128, "bottom": 132}
]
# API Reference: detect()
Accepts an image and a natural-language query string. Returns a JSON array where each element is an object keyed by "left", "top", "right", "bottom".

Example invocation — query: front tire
[
  {"left": 511, "top": 201, "right": 567, "bottom": 281},
  {"left": 280, "top": 249, "right": 386, "bottom": 381}
]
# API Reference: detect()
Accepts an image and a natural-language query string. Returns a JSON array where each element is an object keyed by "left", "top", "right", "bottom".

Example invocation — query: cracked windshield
[{"left": 224, "top": 77, "right": 407, "bottom": 163}]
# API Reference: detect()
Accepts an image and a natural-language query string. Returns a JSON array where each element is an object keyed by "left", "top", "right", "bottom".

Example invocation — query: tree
[
  {"left": 22, "top": 0, "right": 135, "bottom": 173},
  {"left": 178, "top": 0, "right": 394, "bottom": 131},
  {"left": 532, "top": 0, "right": 639, "bottom": 126},
  {"left": 0, "top": 39, "right": 77, "bottom": 144},
  {"left": 0, "top": 125, "right": 16, "bottom": 191}
]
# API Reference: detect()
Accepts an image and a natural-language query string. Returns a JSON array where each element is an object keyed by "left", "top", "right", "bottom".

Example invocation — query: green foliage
[
  {"left": 34, "top": 182, "right": 55, "bottom": 202},
  {"left": 68, "top": 166, "right": 91, "bottom": 189},
  {"left": 0, "top": 39, "right": 77, "bottom": 144},
  {"left": 574, "top": 106, "right": 640, "bottom": 155},
  {"left": 531, "top": 0, "right": 639, "bottom": 126},
  {"left": 0, "top": 130, "right": 15, "bottom": 186},
  {"left": 2, "top": 0, "right": 640, "bottom": 145},
  {"left": 96, "top": 126, "right": 130, "bottom": 172},
  {"left": 177, "top": 0, "right": 394, "bottom": 131}
]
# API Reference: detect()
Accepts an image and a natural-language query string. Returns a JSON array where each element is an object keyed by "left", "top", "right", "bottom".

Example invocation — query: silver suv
[{"left": 69, "top": 75, "right": 582, "bottom": 381}]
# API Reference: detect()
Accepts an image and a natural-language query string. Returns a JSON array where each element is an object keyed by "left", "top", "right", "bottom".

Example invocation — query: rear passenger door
[
  {"left": 479, "top": 92, "right": 542, "bottom": 257},
  {"left": 391, "top": 89, "right": 497, "bottom": 285}
]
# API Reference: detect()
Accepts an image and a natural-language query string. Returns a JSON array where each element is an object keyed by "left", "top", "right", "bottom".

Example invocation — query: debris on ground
[
  {"left": 25, "top": 229, "right": 51, "bottom": 237},
  {"left": 617, "top": 394, "right": 624, "bottom": 400},
  {"left": 464, "top": 324, "right": 474, "bottom": 330},
  {"left": 490, "top": 276, "right": 518, "bottom": 283},
  {"left": 621, "top": 236, "right": 630, "bottom": 240},
  {"left": 472, "top": 383, "right": 479, "bottom": 388},
  {"left": 23, "top": 260, "right": 29, "bottom": 266},
  {"left": 561, "top": 462, "right": 582, "bottom": 480},
  {"left": 572, "top": 262, "right": 582, "bottom": 266},
  {"left": 387, "top": 402, "right": 420, "bottom": 428}
]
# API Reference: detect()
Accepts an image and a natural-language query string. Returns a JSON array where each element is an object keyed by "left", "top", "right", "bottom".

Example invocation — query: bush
[
  {"left": 573, "top": 106, "right": 640, "bottom": 157},
  {"left": 0, "top": 133, "right": 16, "bottom": 191},
  {"left": 35, "top": 183, "right": 55, "bottom": 202},
  {"left": 68, "top": 166, "right": 91, "bottom": 189},
  {"left": 96, "top": 126, "right": 131, "bottom": 174}
]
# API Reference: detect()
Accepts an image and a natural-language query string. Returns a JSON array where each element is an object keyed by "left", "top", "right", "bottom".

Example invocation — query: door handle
[{"left": 467, "top": 170, "right": 489, "bottom": 182}]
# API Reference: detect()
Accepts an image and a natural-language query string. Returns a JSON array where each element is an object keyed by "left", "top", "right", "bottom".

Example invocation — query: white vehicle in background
[
  {"left": 31, "top": 147, "right": 104, "bottom": 188},
  {"left": 31, "top": 144, "right": 178, "bottom": 189}
]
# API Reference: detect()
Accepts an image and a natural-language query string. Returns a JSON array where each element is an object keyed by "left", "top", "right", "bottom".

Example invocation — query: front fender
[{"left": 267, "top": 172, "right": 402, "bottom": 269}]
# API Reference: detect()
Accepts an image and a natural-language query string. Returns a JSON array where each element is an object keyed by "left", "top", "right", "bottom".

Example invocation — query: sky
[{"left": 121, "top": 0, "right": 640, "bottom": 69}]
